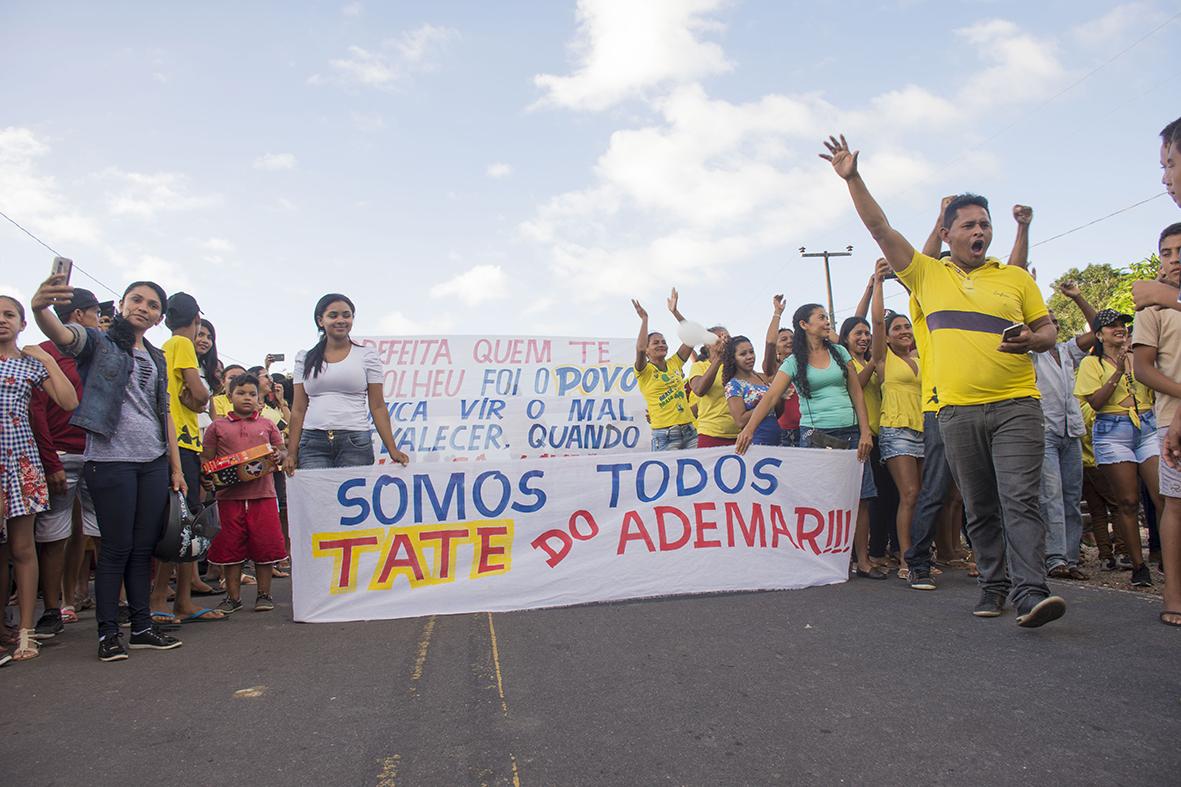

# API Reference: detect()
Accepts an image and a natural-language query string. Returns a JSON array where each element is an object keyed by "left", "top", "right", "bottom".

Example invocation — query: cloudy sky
[{"left": 2, "top": 0, "right": 1178, "bottom": 371}]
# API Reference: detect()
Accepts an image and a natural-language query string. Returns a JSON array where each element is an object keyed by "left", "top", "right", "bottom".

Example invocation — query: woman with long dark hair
[
  {"left": 32, "top": 274, "right": 187, "bottom": 661},
  {"left": 195, "top": 319, "right": 221, "bottom": 395},
  {"left": 632, "top": 290, "right": 697, "bottom": 451},
  {"left": 1074, "top": 310, "right": 1161, "bottom": 588},
  {"left": 737, "top": 303, "right": 882, "bottom": 579},
  {"left": 722, "top": 335, "right": 781, "bottom": 446},
  {"left": 285, "top": 293, "right": 408, "bottom": 473}
]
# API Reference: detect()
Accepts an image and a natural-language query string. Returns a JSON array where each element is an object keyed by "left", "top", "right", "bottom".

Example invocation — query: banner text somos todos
[
  {"left": 288, "top": 447, "right": 862, "bottom": 622},
  {"left": 359, "top": 335, "right": 651, "bottom": 462}
]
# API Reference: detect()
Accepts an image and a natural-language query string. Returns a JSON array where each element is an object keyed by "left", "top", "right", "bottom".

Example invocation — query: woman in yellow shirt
[
  {"left": 836, "top": 294, "right": 886, "bottom": 581},
  {"left": 871, "top": 272, "right": 923, "bottom": 581},
  {"left": 1073, "top": 310, "right": 1160, "bottom": 587},
  {"left": 632, "top": 290, "right": 696, "bottom": 451}
]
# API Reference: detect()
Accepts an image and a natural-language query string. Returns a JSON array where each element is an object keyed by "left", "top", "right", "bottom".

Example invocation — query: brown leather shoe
[{"left": 1047, "top": 564, "right": 1072, "bottom": 579}]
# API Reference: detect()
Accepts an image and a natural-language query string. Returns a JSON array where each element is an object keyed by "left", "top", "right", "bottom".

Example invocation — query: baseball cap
[
  {"left": 165, "top": 292, "right": 201, "bottom": 327},
  {"left": 1091, "top": 309, "right": 1132, "bottom": 331},
  {"left": 52, "top": 287, "right": 100, "bottom": 322}
]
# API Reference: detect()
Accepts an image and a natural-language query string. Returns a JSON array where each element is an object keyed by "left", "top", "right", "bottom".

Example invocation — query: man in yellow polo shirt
[{"left": 822, "top": 133, "right": 1065, "bottom": 628}]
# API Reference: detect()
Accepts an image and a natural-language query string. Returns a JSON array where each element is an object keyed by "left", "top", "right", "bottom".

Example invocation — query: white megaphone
[{"left": 677, "top": 320, "right": 718, "bottom": 349}]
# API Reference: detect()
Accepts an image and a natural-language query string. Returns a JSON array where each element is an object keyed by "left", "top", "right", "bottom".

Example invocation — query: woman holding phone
[{"left": 31, "top": 273, "right": 187, "bottom": 662}]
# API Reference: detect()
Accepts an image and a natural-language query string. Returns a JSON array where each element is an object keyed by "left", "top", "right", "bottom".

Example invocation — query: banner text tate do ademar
[
  {"left": 359, "top": 335, "right": 652, "bottom": 462},
  {"left": 287, "top": 447, "right": 862, "bottom": 622}
]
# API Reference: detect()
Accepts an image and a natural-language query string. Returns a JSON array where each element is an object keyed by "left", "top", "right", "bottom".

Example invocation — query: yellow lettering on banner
[
  {"left": 311, "top": 528, "right": 385, "bottom": 595},
  {"left": 313, "top": 520, "right": 515, "bottom": 593}
]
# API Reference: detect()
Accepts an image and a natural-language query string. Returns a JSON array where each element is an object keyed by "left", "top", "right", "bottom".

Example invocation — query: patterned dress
[{"left": 0, "top": 354, "right": 50, "bottom": 521}]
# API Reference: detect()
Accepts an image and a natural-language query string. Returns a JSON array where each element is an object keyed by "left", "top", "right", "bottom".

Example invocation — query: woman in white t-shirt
[{"left": 285, "top": 294, "right": 409, "bottom": 472}]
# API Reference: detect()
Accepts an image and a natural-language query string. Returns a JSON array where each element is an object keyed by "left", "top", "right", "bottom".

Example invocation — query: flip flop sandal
[
  {"left": 151, "top": 611, "right": 179, "bottom": 624},
  {"left": 271, "top": 568, "right": 290, "bottom": 579},
  {"left": 190, "top": 585, "right": 225, "bottom": 597},
  {"left": 1160, "top": 611, "right": 1181, "bottom": 627},
  {"left": 180, "top": 608, "right": 227, "bottom": 623},
  {"left": 241, "top": 574, "right": 257, "bottom": 586}
]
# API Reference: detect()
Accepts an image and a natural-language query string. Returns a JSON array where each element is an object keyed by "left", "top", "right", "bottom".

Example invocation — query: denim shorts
[
  {"left": 298, "top": 429, "right": 376, "bottom": 469},
  {"left": 652, "top": 423, "right": 698, "bottom": 451},
  {"left": 1092, "top": 411, "right": 1159, "bottom": 466},
  {"left": 800, "top": 426, "right": 877, "bottom": 499},
  {"left": 879, "top": 426, "right": 925, "bottom": 462}
]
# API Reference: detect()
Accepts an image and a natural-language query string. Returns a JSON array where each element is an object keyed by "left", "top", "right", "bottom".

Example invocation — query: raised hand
[
  {"left": 1013, "top": 205, "right": 1033, "bottom": 225},
  {"left": 819, "top": 134, "right": 859, "bottom": 180},
  {"left": 1056, "top": 280, "right": 1081, "bottom": 299},
  {"left": 772, "top": 294, "right": 786, "bottom": 314},
  {"left": 30, "top": 274, "right": 74, "bottom": 313},
  {"left": 667, "top": 287, "right": 679, "bottom": 315},
  {"left": 939, "top": 195, "right": 955, "bottom": 216},
  {"left": 874, "top": 258, "right": 891, "bottom": 281},
  {"left": 631, "top": 299, "right": 648, "bottom": 320}
]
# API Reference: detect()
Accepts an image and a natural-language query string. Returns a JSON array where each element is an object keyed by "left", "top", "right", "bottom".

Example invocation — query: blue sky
[{"left": 2, "top": 0, "right": 1178, "bottom": 371}]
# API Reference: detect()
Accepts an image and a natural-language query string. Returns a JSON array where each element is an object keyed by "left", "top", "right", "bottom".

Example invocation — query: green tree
[{"left": 1047, "top": 255, "right": 1161, "bottom": 335}]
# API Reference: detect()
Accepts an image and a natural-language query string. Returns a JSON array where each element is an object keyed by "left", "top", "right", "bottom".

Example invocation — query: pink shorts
[{"left": 208, "top": 498, "right": 288, "bottom": 566}]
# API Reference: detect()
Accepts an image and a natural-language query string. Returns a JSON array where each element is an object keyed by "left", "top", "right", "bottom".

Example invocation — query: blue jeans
[
  {"left": 651, "top": 423, "right": 697, "bottom": 451},
  {"left": 1040, "top": 431, "right": 1084, "bottom": 569},
  {"left": 905, "top": 411, "right": 954, "bottom": 574},
  {"left": 298, "top": 429, "right": 376, "bottom": 469}
]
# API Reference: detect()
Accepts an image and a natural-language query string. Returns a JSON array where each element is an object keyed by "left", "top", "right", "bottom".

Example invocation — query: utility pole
[{"left": 799, "top": 245, "right": 854, "bottom": 322}]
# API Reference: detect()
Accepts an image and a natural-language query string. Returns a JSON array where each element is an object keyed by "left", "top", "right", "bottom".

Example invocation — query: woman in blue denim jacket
[
  {"left": 33, "top": 274, "right": 186, "bottom": 661},
  {"left": 284, "top": 293, "right": 409, "bottom": 475}
]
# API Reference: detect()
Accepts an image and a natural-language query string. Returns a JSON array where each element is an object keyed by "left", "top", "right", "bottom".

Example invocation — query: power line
[
  {"left": 0, "top": 204, "right": 248, "bottom": 364},
  {"left": 1027, "top": 192, "right": 1169, "bottom": 250},
  {"left": 0, "top": 206, "right": 121, "bottom": 298}
]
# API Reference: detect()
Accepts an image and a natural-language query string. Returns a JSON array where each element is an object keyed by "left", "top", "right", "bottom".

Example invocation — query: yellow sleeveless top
[
  {"left": 850, "top": 357, "right": 881, "bottom": 435},
  {"left": 880, "top": 350, "right": 923, "bottom": 432}
]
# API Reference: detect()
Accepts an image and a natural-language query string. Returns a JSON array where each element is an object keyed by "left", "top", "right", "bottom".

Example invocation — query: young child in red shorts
[{"left": 203, "top": 373, "right": 287, "bottom": 613}]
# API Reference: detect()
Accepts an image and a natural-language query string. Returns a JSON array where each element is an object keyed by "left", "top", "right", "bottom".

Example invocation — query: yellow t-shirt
[
  {"left": 688, "top": 360, "right": 740, "bottom": 439},
  {"left": 1080, "top": 401, "right": 1096, "bottom": 468},
  {"left": 212, "top": 394, "right": 232, "bottom": 419},
  {"left": 909, "top": 293, "right": 940, "bottom": 414},
  {"left": 163, "top": 335, "right": 202, "bottom": 453},
  {"left": 849, "top": 357, "right": 881, "bottom": 435},
  {"left": 636, "top": 354, "right": 692, "bottom": 429},
  {"left": 880, "top": 350, "right": 923, "bottom": 432},
  {"left": 1073, "top": 355, "right": 1155, "bottom": 421},
  {"left": 897, "top": 251, "right": 1047, "bottom": 406}
]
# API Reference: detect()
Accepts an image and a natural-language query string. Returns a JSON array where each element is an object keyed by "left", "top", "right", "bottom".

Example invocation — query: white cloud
[
  {"left": 429, "top": 264, "right": 509, "bottom": 305},
  {"left": 534, "top": 0, "right": 732, "bottom": 112},
  {"left": 101, "top": 168, "right": 220, "bottom": 219},
  {"left": 253, "top": 152, "right": 297, "bottom": 171},
  {"left": 522, "top": 12, "right": 1078, "bottom": 301},
  {"left": 311, "top": 24, "right": 459, "bottom": 89},
  {"left": 342, "top": 2, "right": 362, "bottom": 17},
  {"left": 953, "top": 19, "right": 1068, "bottom": 105},
  {"left": 377, "top": 310, "right": 455, "bottom": 334},
  {"left": 486, "top": 162, "right": 512, "bottom": 178},
  {"left": 201, "top": 237, "right": 235, "bottom": 254},
  {"left": 0, "top": 127, "right": 101, "bottom": 245},
  {"left": 1070, "top": 2, "right": 1154, "bottom": 48}
]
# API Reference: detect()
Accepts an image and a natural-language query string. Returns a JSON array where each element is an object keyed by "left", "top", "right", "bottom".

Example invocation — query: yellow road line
[
  {"left": 486, "top": 611, "right": 508, "bottom": 716},
  {"left": 510, "top": 753, "right": 521, "bottom": 787},
  {"left": 409, "top": 615, "right": 437, "bottom": 690},
  {"left": 376, "top": 754, "right": 400, "bottom": 787}
]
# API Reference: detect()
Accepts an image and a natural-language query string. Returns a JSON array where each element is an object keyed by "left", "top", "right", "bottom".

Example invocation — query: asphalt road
[{"left": 1, "top": 570, "right": 1178, "bottom": 786}]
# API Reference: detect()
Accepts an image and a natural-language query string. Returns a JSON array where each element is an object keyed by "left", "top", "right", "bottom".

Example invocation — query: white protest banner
[
  {"left": 358, "top": 335, "right": 652, "bottom": 463},
  {"left": 288, "top": 446, "right": 861, "bottom": 623}
]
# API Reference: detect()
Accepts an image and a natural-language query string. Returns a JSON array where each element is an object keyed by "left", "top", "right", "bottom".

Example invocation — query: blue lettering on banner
[
  {"left": 526, "top": 424, "right": 640, "bottom": 451},
  {"left": 595, "top": 454, "right": 783, "bottom": 509},
  {"left": 335, "top": 469, "right": 549, "bottom": 526},
  {"left": 554, "top": 366, "right": 638, "bottom": 396},
  {"left": 636, "top": 460, "right": 670, "bottom": 503},
  {"left": 566, "top": 398, "right": 634, "bottom": 422}
]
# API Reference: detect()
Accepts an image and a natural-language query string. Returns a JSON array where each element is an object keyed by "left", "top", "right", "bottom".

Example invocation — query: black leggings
[{"left": 84, "top": 455, "right": 169, "bottom": 638}]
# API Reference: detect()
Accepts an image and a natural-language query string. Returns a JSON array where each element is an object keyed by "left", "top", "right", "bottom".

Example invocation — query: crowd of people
[
  {"left": 0, "top": 284, "right": 407, "bottom": 664},
  {"left": 2, "top": 116, "right": 1180, "bottom": 665},
  {"left": 630, "top": 116, "right": 1181, "bottom": 629}
]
